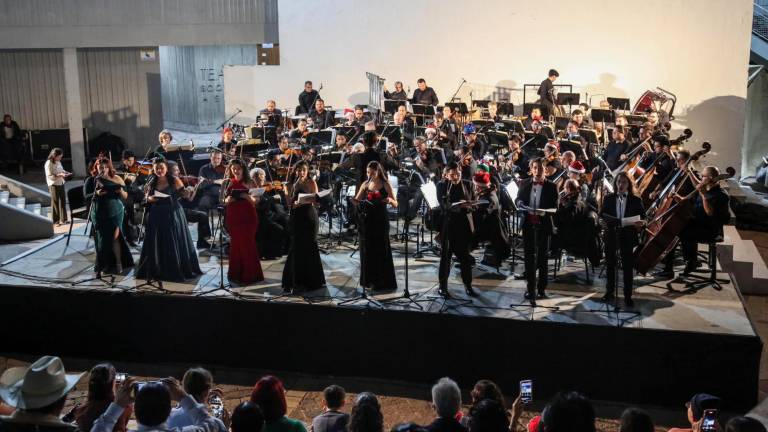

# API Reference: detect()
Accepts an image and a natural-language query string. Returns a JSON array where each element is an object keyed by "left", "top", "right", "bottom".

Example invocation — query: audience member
[
  {"left": 168, "top": 368, "right": 228, "bottom": 432},
  {"left": 231, "top": 402, "right": 265, "bottom": 432},
  {"left": 462, "top": 380, "right": 506, "bottom": 427},
  {"left": 69, "top": 363, "right": 132, "bottom": 432},
  {"left": 91, "top": 377, "right": 219, "bottom": 432},
  {"left": 349, "top": 393, "right": 383, "bottom": 432},
  {"left": 467, "top": 399, "right": 508, "bottom": 432},
  {"left": 618, "top": 408, "right": 654, "bottom": 432},
  {"left": 668, "top": 393, "right": 721, "bottom": 432},
  {"left": 726, "top": 416, "right": 767, "bottom": 432},
  {"left": 0, "top": 356, "right": 84, "bottom": 432},
  {"left": 539, "top": 391, "right": 595, "bottom": 432},
  {"left": 312, "top": 385, "right": 349, "bottom": 432},
  {"left": 250, "top": 376, "right": 306, "bottom": 432},
  {"left": 425, "top": 378, "right": 466, "bottom": 432}
]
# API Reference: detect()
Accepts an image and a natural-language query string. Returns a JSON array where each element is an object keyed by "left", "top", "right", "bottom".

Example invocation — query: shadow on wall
[
  {"left": 347, "top": 91, "right": 369, "bottom": 107},
  {"left": 581, "top": 73, "right": 628, "bottom": 104},
  {"left": 673, "top": 95, "right": 746, "bottom": 172}
]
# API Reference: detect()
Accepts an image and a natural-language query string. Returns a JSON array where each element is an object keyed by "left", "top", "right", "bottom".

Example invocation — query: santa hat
[
  {"left": 477, "top": 163, "right": 490, "bottom": 173},
  {"left": 473, "top": 171, "right": 491, "bottom": 187},
  {"left": 568, "top": 160, "right": 586, "bottom": 174},
  {"left": 344, "top": 108, "right": 354, "bottom": 114},
  {"left": 426, "top": 123, "right": 437, "bottom": 134}
]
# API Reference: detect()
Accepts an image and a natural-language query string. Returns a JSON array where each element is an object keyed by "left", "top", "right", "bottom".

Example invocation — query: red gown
[{"left": 225, "top": 179, "right": 264, "bottom": 284}]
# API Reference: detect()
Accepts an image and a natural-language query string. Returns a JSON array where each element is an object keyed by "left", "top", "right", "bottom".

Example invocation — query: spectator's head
[
  {"left": 47, "top": 147, "right": 64, "bottom": 162},
  {"left": 468, "top": 399, "right": 509, "bottom": 432},
  {"left": 134, "top": 382, "right": 172, "bottom": 427},
  {"left": 361, "top": 131, "right": 378, "bottom": 149},
  {"left": 431, "top": 377, "right": 461, "bottom": 419},
  {"left": 86, "top": 363, "right": 116, "bottom": 402},
  {"left": 540, "top": 391, "right": 595, "bottom": 432},
  {"left": 618, "top": 408, "right": 654, "bottom": 432},
  {"left": 182, "top": 367, "right": 213, "bottom": 404},
  {"left": 470, "top": 379, "right": 505, "bottom": 407},
  {"left": 231, "top": 401, "right": 265, "bottom": 432},
  {"left": 686, "top": 393, "right": 721, "bottom": 424},
  {"left": 548, "top": 69, "right": 559, "bottom": 79},
  {"left": 323, "top": 385, "right": 346, "bottom": 410},
  {"left": 250, "top": 375, "right": 287, "bottom": 423},
  {"left": 350, "top": 392, "right": 383, "bottom": 432},
  {"left": 0, "top": 356, "right": 83, "bottom": 415},
  {"left": 3, "top": 114, "right": 11, "bottom": 124},
  {"left": 725, "top": 416, "right": 767, "bottom": 432}
]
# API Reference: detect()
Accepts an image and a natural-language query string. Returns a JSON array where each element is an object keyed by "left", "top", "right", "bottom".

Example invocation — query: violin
[{"left": 262, "top": 181, "right": 285, "bottom": 193}]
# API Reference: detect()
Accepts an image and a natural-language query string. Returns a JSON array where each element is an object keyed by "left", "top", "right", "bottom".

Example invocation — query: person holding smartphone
[
  {"left": 45, "top": 147, "right": 72, "bottom": 226},
  {"left": 668, "top": 393, "right": 721, "bottom": 432}
]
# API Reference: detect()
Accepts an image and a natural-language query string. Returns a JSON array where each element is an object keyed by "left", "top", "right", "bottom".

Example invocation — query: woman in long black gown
[
  {"left": 137, "top": 159, "right": 202, "bottom": 282},
  {"left": 86, "top": 158, "right": 134, "bottom": 276},
  {"left": 353, "top": 161, "right": 398, "bottom": 291},
  {"left": 281, "top": 161, "right": 326, "bottom": 293}
]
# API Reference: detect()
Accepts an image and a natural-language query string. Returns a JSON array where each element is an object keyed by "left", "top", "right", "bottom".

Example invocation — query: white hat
[{"left": 0, "top": 356, "right": 84, "bottom": 409}]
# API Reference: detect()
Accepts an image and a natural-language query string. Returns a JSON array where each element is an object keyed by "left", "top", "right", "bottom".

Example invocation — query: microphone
[
  {"left": 407, "top": 86, "right": 411, "bottom": 95},
  {"left": 319, "top": 82, "right": 324, "bottom": 90}
]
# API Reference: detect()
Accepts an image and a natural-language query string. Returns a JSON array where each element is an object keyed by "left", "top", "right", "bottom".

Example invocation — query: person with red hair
[
  {"left": 250, "top": 376, "right": 306, "bottom": 432},
  {"left": 218, "top": 127, "right": 238, "bottom": 156}
]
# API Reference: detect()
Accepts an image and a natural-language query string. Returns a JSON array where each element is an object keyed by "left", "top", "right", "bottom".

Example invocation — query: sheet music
[
  {"left": 505, "top": 181, "right": 519, "bottom": 201},
  {"left": 517, "top": 204, "right": 556, "bottom": 215},
  {"left": 213, "top": 179, "right": 225, "bottom": 185},
  {"left": 317, "top": 189, "right": 331, "bottom": 198},
  {"left": 621, "top": 215, "right": 642, "bottom": 227},
  {"left": 249, "top": 187, "right": 265, "bottom": 197},
  {"left": 420, "top": 181, "right": 440, "bottom": 209},
  {"left": 153, "top": 191, "right": 170, "bottom": 198}
]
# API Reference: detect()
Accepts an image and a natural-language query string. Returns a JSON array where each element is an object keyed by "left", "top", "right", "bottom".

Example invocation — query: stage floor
[{"left": 0, "top": 224, "right": 757, "bottom": 336}]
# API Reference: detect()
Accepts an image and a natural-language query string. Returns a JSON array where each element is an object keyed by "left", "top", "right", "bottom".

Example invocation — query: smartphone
[
  {"left": 115, "top": 373, "right": 127, "bottom": 385},
  {"left": 209, "top": 394, "right": 224, "bottom": 419},
  {"left": 701, "top": 409, "right": 717, "bottom": 432},
  {"left": 520, "top": 379, "right": 533, "bottom": 404}
]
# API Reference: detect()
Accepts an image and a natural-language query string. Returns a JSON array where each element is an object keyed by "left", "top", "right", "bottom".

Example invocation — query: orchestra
[{"left": 102, "top": 76, "right": 733, "bottom": 309}]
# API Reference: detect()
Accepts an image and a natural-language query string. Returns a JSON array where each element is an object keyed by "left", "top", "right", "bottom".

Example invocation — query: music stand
[
  {"left": 306, "top": 130, "right": 336, "bottom": 148},
  {"left": 625, "top": 114, "right": 646, "bottom": 126},
  {"left": 377, "top": 125, "right": 402, "bottom": 144},
  {"left": 559, "top": 139, "right": 585, "bottom": 157},
  {"left": 497, "top": 102, "right": 514, "bottom": 116},
  {"left": 384, "top": 99, "right": 407, "bottom": 114},
  {"left": 578, "top": 129, "right": 599, "bottom": 145},
  {"left": 486, "top": 130, "right": 509, "bottom": 149},
  {"left": 590, "top": 109, "right": 616, "bottom": 124},
  {"left": 445, "top": 102, "right": 468, "bottom": 115},
  {"left": 471, "top": 120, "right": 494, "bottom": 129},
  {"left": 501, "top": 120, "right": 525, "bottom": 135},
  {"left": 472, "top": 100, "right": 490, "bottom": 108},
  {"left": 607, "top": 97, "right": 630, "bottom": 111},
  {"left": 333, "top": 126, "right": 358, "bottom": 142},
  {"left": 554, "top": 116, "right": 570, "bottom": 131},
  {"left": 556, "top": 93, "right": 580, "bottom": 107},
  {"left": 412, "top": 104, "right": 436, "bottom": 126}
]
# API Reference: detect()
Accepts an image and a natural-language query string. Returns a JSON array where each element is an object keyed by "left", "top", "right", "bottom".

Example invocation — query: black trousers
[
  {"left": 48, "top": 184, "right": 68, "bottom": 224},
  {"left": 184, "top": 208, "right": 211, "bottom": 243},
  {"left": 663, "top": 221, "right": 716, "bottom": 270},
  {"left": 523, "top": 224, "right": 550, "bottom": 294},
  {"left": 605, "top": 228, "right": 636, "bottom": 298},
  {"left": 438, "top": 216, "right": 473, "bottom": 289},
  {"left": 197, "top": 192, "right": 219, "bottom": 212}
]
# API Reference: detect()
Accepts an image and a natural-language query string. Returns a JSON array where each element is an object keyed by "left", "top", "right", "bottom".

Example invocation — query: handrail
[{"left": 754, "top": 2, "right": 768, "bottom": 42}]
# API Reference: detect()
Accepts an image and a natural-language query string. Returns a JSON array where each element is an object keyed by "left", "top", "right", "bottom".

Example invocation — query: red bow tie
[{"left": 534, "top": 180, "right": 546, "bottom": 186}]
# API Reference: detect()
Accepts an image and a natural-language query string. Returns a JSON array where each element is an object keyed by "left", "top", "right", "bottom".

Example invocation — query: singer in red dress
[{"left": 223, "top": 159, "right": 264, "bottom": 284}]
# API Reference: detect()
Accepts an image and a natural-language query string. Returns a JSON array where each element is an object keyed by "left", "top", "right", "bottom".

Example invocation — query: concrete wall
[
  {"left": 224, "top": 0, "right": 753, "bottom": 175},
  {"left": 0, "top": 0, "right": 278, "bottom": 48}
]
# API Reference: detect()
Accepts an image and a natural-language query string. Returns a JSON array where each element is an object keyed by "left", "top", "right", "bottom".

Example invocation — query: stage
[{"left": 0, "top": 223, "right": 762, "bottom": 411}]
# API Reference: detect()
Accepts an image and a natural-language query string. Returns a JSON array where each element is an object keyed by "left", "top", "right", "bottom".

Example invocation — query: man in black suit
[
  {"left": 437, "top": 161, "right": 477, "bottom": 297},
  {"left": 309, "top": 98, "right": 335, "bottom": 130},
  {"left": 338, "top": 131, "right": 398, "bottom": 186},
  {"left": 600, "top": 172, "right": 645, "bottom": 308},
  {"left": 516, "top": 157, "right": 559, "bottom": 305},
  {"left": 298, "top": 81, "right": 320, "bottom": 114},
  {"left": 536, "top": 69, "right": 559, "bottom": 117},
  {"left": 410, "top": 78, "right": 439, "bottom": 106}
]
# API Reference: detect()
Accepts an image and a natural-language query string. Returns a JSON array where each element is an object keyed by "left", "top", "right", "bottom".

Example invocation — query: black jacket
[
  {"left": 516, "top": 178, "right": 559, "bottom": 233},
  {"left": 411, "top": 87, "right": 439, "bottom": 106},
  {"left": 384, "top": 89, "right": 408, "bottom": 100},
  {"left": 298, "top": 90, "right": 320, "bottom": 114},
  {"left": 600, "top": 192, "right": 645, "bottom": 246},
  {"left": 425, "top": 417, "right": 468, "bottom": 432},
  {"left": 309, "top": 109, "right": 335, "bottom": 129}
]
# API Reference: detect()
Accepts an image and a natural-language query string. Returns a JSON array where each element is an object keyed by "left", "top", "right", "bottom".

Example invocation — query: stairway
[{"left": 0, "top": 175, "right": 54, "bottom": 241}]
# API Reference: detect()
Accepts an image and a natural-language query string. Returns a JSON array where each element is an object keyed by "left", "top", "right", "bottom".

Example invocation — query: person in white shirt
[
  {"left": 44, "top": 148, "right": 71, "bottom": 226},
  {"left": 91, "top": 377, "right": 220, "bottom": 432},
  {"left": 167, "top": 368, "right": 227, "bottom": 432}
]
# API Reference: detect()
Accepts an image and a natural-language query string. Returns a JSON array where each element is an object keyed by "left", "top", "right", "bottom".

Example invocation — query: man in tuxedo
[
  {"left": 410, "top": 78, "right": 439, "bottom": 106},
  {"left": 437, "top": 161, "right": 477, "bottom": 297},
  {"left": 259, "top": 99, "right": 282, "bottom": 146},
  {"left": 516, "top": 157, "right": 559, "bottom": 305},
  {"left": 298, "top": 81, "right": 320, "bottom": 114},
  {"left": 309, "top": 98, "right": 335, "bottom": 130},
  {"left": 196, "top": 151, "right": 225, "bottom": 212},
  {"left": 600, "top": 172, "right": 645, "bottom": 308}
]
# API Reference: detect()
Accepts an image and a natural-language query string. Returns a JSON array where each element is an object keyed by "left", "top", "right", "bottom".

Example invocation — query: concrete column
[{"left": 62, "top": 48, "right": 86, "bottom": 177}]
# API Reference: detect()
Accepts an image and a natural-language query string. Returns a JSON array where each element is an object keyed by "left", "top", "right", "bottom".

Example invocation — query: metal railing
[{"left": 754, "top": 2, "right": 768, "bottom": 42}]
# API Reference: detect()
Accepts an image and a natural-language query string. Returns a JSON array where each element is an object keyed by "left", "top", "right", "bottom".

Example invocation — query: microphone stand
[
  {"left": 217, "top": 109, "right": 242, "bottom": 131},
  {"left": 448, "top": 78, "right": 467, "bottom": 103}
]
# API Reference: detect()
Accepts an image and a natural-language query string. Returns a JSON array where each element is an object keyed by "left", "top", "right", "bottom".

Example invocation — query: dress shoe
[
  {"left": 682, "top": 262, "right": 698, "bottom": 275},
  {"left": 536, "top": 291, "right": 548, "bottom": 300},
  {"left": 652, "top": 268, "right": 674, "bottom": 279},
  {"left": 524, "top": 290, "right": 534, "bottom": 300},
  {"left": 601, "top": 292, "right": 616, "bottom": 303},
  {"left": 624, "top": 298, "right": 635, "bottom": 309},
  {"left": 464, "top": 285, "right": 477, "bottom": 297},
  {"left": 438, "top": 286, "right": 451, "bottom": 298}
]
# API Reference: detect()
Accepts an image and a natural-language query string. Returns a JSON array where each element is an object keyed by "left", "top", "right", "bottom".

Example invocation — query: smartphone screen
[
  {"left": 520, "top": 380, "right": 533, "bottom": 404},
  {"left": 701, "top": 409, "right": 717, "bottom": 432}
]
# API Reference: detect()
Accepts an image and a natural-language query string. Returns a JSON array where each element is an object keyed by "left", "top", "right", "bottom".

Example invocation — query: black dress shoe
[
  {"left": 524, "top": 290, "right": 534, "bottom": 299},
  {"left": 624, "top": 298, "right": 635, "bottom": 309},
  {"left": 682, "top": 262, "right": 698, "bottom": 275},
  {"left": 601, "top": 292, "right": 616, "bottom": 303},
  {"left": 536, "top": 291, "right": 548, "bottom": 299},
  {"left": 438, "top": 287, "right": 451, "bottom": 298},
  {"left": 652, "top": 269, "right": 674, "bottom": 279},
  {"left": 464, "top": 285, "right": 477, "bottom": 297}
]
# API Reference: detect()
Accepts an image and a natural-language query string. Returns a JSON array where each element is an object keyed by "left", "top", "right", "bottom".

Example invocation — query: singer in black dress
[
  {"left": 281, "top": 161, "right": 326, "bottom": 293},
  {"left": 353, "top": 161, "right": 398, "bottom": 291},
  {"left": 137, "top": 160, "right": 202, "bottom": 282}
]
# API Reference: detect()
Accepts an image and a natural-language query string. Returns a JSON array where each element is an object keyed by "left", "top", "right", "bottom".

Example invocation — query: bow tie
[
  {"left": 534, "top": 180, "right": 546, "bottom": 186},
  {"left": 618, "top": 193, "right": 627, "bottom": 199}
]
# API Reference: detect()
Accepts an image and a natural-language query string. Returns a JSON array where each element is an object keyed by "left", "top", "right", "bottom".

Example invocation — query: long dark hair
[
  {"left": 613, "top": 171, "right": 636, "bottom": 195},
  {"left": 366, "top": 161, "right": 387, "bottom": 182},
  {"left": 75, "top": 363, "right": 133, "bottom": 432},
  {"left": 349, "top": 393, "right": 383, "bottom": 432},
  {"left": 47, "top": 147, "right": 64, "bottom": 161}
]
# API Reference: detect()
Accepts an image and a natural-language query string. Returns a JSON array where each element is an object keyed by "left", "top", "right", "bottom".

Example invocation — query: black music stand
[
  {"left": 607, "top": 97, "right": 630, "bottom": 111},
  {"left": 377, "top": 125, "right": 402, "bottom": 144},
  {"left": 554, "top": 116, "right": 570, "bottom": 131},
  {"left": 333, "top": 126, "right": 358, "bottom": 142},
  {"left": 412, "top": 104, "right": 436, "bottom": 126},
  {"left": 445, "top": 102, "right": 468, "bottom": 115},
  {"left": 559, "top": 140, "right": 585, "bottom": 158},
  {"left": 384, "top": 99, "right": 407, "bottom": 114},
  {"left": 486, "top": 131, "right": 509, "bottom": 149},
  {"left": 501, "top": 120, "right": 525, "bottom": 135},
  {"left": 471, "top": 120, "right": 494, "bottom": 129},
  {"left": 306, "top": 130, "right": 335, "bottom": 148},
  {"left": 590, "top": 109, "right": 616, "bottom": 124},
  {"left": 497, "top": 102, "right": 514, "bottom": 116},
  {"left": 579, "top": 129, "right": 599, "bottom": 145},
  {"left": 556, "top": 93, "right": 580, "bottom": 107}
]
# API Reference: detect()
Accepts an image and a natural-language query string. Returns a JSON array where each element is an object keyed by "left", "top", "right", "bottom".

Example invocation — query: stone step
[
  {"left": 720, "top": 225, "right": 768, "bottom": 295},
  {"left": 0, "top": 190, "right": 8, "bottom": 204},
  {"left": 24, "top": 203, "right": 42, "bottom": 216},
  {"left": 41, "top": 206, "right": 52, "bottom": 218},
  {"left": 7, "top": 196, "right": 26, "bottom": 209}
]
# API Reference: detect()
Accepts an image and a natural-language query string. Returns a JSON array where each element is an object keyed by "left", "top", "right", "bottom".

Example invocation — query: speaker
[{"left": 29, "top": 128, "right": 88, "bottom": 162}]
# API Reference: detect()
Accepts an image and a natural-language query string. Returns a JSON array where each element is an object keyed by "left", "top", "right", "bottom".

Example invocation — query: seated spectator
[
  {"left": 462, "top": 380, "right": 506, "bottom": 427},
  {"left": 539, "top": 391, "right": 595, "bottom": 432},
  {"left": 312, "top": 385, "right": 349, "bottom": 432},
  {"left": 668, "top": 394, "right": 721, "bottom": 432},
  {"left": 69, "top": 363, "right": 132, "bottom": 432},
  {"left": 467, "top": 399, "right": 508, "bottom": 432},
  {"left": 726, "top": 416, "right": 767, "bottom": 432},
  {"left": 231, "top": 402, "right": 265, "bottom": 432},
  {"left": 390, "top": 424, "right": 426, "bottom": 432},
  {"left": 91, "top": 377, "right": 220, "bottom": 432},
  {"left": 250, "top": 376, "right": 306, "bottom": 432},
  {"left": 619, "top": 408, "right": 654, "bottom": 432},
  {"left": 168, "top": 368, "right": 228, "bottom": 432},
  {"left": 0, "top": 356, "right": 84, "bottom": 432},
  {"left": 349, "top": 393, "right": 383, "bottom": 432},
  {"left": 425, "top": 378, "right": 466, "bottom": 432}
]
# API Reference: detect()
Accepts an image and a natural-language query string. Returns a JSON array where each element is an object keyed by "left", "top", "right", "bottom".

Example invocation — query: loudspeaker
[{"left": 29, "top": 128, "right": 88, "bottom": 161}]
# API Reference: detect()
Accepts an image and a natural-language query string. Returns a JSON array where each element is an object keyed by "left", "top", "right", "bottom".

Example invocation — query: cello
[{"left": 634, "top": 163, "right": 735, "bottom": 275}]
